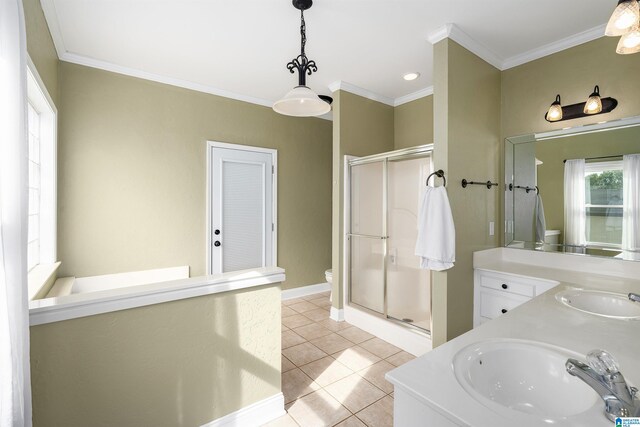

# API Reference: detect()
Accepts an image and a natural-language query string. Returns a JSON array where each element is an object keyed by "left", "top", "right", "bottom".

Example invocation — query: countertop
[{"left": 386, "top": 248, "right": 640, "bottom": 427}]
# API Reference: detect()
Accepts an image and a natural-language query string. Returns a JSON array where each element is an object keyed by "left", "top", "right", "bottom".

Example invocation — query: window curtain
[
  {"left": 0, "top": 0, "right": 32, "bottom": 425},
  {"left": 622, "top": 154, "right": 640, "bottom": 252},
  {"left": 564, "top": 159, "right": 586, "bottom": 246}
]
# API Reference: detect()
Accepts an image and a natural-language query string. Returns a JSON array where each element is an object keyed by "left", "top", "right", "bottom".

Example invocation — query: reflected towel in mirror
[{"left": 535, "top": 193, "right": 547, "bottom": 243}]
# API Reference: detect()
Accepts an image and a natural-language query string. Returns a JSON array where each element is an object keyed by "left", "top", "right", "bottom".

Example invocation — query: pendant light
[
  {"left": 546, "top": 95, "right": 563, "bottom": 122},
  {"left": 583, "top": 86, "right": 603, "bottom": 114},
  {"left": 273, "top": 0, "right": 331, "bottom": 117},
  {"left": 605, "top": 0, "right": 640, "bottom": 36},
  {"left": 616, "top": 25, "right": 640, "bottom": 54}
]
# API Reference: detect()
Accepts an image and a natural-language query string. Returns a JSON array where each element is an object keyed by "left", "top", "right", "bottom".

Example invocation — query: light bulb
[
  {"left": 546, "top": 95, "right": 563, "bottom": 122},
  {"left": 403, "top": 72, "right": 420, "bottom": 81},
  {"left": 583, "top": 86, "right": 603, "bottom": 115}
]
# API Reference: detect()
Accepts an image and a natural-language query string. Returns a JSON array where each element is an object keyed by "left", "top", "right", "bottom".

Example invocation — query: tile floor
[{"left": 263, "top": 291, "right": 416, "bottom": 427}]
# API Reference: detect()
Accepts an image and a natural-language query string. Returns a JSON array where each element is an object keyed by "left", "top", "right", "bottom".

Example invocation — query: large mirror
[{"left": 505, "top": 116, "right": 640, "bottom": 261}]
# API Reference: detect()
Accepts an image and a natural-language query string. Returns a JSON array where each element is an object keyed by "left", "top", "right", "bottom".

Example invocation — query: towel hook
[{"left": 426, "top": 170, "right": 446, "bottom": 187}]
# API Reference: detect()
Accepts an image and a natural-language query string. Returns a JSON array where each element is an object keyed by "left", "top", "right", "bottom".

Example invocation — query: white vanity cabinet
[{"left": 473, "top": 269, "right": 557, "bottom": 327}]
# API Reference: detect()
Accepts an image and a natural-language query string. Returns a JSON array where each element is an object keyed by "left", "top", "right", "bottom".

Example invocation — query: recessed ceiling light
[{"left": 403, "top": 72, "right": 420, "bottom": 81}]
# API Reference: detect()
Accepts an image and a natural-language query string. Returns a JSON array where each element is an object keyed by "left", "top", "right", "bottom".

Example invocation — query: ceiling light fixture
[
  {"left": 544, "top": 87, "right": 617, "bottom": 123},
  {"left": 403, "top": 72, "right": 420, "bottom": 81},
  {"left": 273, "top": 0, "right": 331, "bottom": 117},
  {"left": 605, "top": 0, "right": 640, "bottom": 54}
]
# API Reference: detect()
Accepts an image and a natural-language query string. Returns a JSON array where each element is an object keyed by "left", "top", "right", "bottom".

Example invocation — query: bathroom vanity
[{"left": 386, "top": 247, "right": 640, "bottom": 426}]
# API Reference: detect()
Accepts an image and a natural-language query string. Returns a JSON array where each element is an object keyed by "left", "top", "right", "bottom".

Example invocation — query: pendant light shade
[
  {"left": 605, "top": 0, "right": 640, "bottom": 36},
  {"left": 273, "top": 0, "right": 331, "bottom": 117},
  {"left": 616, "top": 26, "right": 640, "bottom": 53},
  {"left": 273, "top": 85, "right": 331, "bottom": 117},
  {"left": 583, "top": 86, "right": 603, "bottom": 114},
  {"left": 546, "top": 95, "right": 563, "bottom": 122}
]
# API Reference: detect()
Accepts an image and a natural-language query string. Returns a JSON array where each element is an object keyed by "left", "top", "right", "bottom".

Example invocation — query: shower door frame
[{"left": 345, "top": 144, "right": 435, "bottom": 337}]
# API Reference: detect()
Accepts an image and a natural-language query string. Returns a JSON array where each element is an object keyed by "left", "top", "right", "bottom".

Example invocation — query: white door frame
[{"left": 206, "top": 141, "right": 278, "bottom": 275}]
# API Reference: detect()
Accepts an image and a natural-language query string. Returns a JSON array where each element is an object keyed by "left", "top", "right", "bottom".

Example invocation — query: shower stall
[{"left": 345, "top": 145, "right": 433, "bottom": 353}]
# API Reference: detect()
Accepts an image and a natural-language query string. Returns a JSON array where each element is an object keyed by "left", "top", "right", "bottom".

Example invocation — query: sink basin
[
  {"left": 453, "top": 339, "right": 600, "bottom": 422},
  {"left": 556, "top": 289, "right": 640, "bottom": 320}
]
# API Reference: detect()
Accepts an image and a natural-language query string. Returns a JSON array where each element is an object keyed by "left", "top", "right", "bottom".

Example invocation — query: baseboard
[
  {"left": 202, "top": 393, "right": 285, "bottom": 427},
  {"left": 281, "top": 282, "right": 331, "bottom": 301},
  {"left": 330, "top": 307, "right": 344, "bottom": 322},
  {"left": 344, "top": 305, "right": 431, "bottom": 357}
]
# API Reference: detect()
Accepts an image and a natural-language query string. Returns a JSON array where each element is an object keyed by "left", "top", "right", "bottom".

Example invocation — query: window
[
  {"left": 26, "top": 60, "right": 57, "bottom": 272},
  {"left": 584, "top": 160, "right": 623, "bottom": 247}
]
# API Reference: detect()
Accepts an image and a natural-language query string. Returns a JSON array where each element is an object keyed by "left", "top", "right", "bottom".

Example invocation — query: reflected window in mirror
[{"left": 584, "top": 160, "right": 623, "bottom": 247}]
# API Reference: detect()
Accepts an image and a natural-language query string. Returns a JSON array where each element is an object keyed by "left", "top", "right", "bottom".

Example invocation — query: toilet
[{"left": 325, "top": 269, "right": 332, "bottom": 302}]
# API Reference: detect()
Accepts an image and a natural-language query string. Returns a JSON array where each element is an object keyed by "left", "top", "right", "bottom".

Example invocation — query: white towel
[
  {"left": 535, "top": 193, "right": 546, "bottom": 244},
  {"left": 415, "top": 186, "right": 455, "bottom": 271}
]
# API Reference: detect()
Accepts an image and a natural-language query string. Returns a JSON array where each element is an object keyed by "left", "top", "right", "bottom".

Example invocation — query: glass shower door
[
  {"left": 349, "top": 160, "right": 385, "bottom": 314},
  {"left": 386, "top": 157, "right": 432, "bottom": 331}
]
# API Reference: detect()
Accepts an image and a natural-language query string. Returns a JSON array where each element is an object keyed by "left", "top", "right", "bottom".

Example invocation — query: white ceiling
[{"left": 41, "top": 0, "right": 614, "bottom": 107}]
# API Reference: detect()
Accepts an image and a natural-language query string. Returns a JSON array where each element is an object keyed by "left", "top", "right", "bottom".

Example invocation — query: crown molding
[
  {"left": 328, "top": 81, "right": 395, "bottom": 106},
  {"left": 501, "top": 24, "right": 607, "bottom": 70},
  {"left": 40, "top": 0, "right": 67, "bottom": 58},
  {"left": 394, "top": 86, "right": 434, "bottom": 107},
  {"left": 61, "top": 52, "right": 277, "bottom": 108},
  {"left": 428, "top": 23, "right": 607, "bottom": 72},
  {"left": 428, "top": 24, "right": 503, "bottom": 70}
]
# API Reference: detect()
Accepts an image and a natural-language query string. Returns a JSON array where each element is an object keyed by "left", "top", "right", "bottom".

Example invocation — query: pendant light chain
[{"left": 286, "top": 8, "right": 317, "bottom": 86}]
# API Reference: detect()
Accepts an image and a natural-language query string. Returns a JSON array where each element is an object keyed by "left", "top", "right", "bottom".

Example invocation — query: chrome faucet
[
  {"left": 630, "top": 293, "right": 640, "bottom": 303},
  {"left": 566, "top": 350, "right": 640, "bottom": 421}
]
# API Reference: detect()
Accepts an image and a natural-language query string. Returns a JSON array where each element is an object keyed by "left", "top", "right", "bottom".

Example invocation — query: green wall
[
  {"left": 57, "top": 62, "right": 332, "bottom": 290},
  {"left": 432, "top": 39, "right": 502, "bottom": 345},
  {"left": 394, "top": 96, "right": 434, "bottom": 149},
  {"left": 23, "top": 0, "right": 58, "bottom": 104},
  {"left": 501, "top": 36, "right": 640, "bottom": 245},
  {"left": 30, "top": 284, "right": 281, "bottom": 426}
]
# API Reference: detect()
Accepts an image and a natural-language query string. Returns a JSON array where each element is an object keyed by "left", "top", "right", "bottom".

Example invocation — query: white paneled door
[{"left": 208, "top": 143, "right": 276, "bottom": 274}]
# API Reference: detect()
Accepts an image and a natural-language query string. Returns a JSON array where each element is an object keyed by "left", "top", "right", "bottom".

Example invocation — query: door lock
[
  {"left": 214, "top": 241, "right": 221, "bottom": 247},
  {"left": 214, "top": 229, "right": 220, "bottom": 235}
]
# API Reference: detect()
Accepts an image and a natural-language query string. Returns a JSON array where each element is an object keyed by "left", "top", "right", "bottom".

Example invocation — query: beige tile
[
  {"left": 282, "top": 324, "right": 290, "bottom": 331},
  {"left": 309, "top": 333, "right": 354, "bottom": 355},
  {"left": 332, "top": 346, "right": 381, "bottom": 371},
  {"left": 303, "top": 308, "right": 330, "bottom": 322},
  {"left": 355, "top": 395, "right": 393, "bottom": 427},
  {"left": 283, "top": 298, "right": 306, "bottom": 306},
  {"left": 298, "top": 356, "right": 353, "bottom": 387},
  {"left": 324, "top": 374, "right": 385, "bottom": 413},
  {"left": 282, "top": 342, "right": 328, "bottom": 367},
  {"left": 292, "top": 323, "right": 332, "bottom": 341},
  {"left": 282, "top": 314, "right": 314, "bottom": 329},
  {"left": 308, "top": 297, "right": 332, "bottom": 308},
  {"left": 358, "top": 337, "right": 401, "bottom": 359},
  {"left": 385, "top": 350, "right": 415, "bottom": 367},
  {"left": 282, "top": 306, "right": 298, "bottom": 318},
  {"left": 282, "top": 368, "right": 320, "bottom": 404},
  {"left": 336, "top": 326, "right": 375, "bottom": 344},
  {"left": 282, "top": 355, "right": 296, "bottom": 373},
  {"left": 317, "top": 319, "right": 353, "bottom": 332},
  {"left": 282, "top": 330, "right": 306, "bottom": 349},
  {"left": 261, "top": 413, "right": 300, "bottom": 427},
  {"left": 289, "top": 301, "right": 318, "bottom": 313},
  {"left": 301, "top": 293, "right": 325, "bottom": 301},
  {"left": 334, "top": 416, "right": 366, "bottom": 427},
  {"left": 357, "top": 360, "right": 395, "bottom": 394},
  {"left": 286, "top": 389, "right": 351, "bottom": 427}
]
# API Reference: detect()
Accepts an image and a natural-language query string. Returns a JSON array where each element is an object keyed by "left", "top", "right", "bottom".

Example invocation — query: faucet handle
[{"left": 587, "top": 349, "right": 620, "bottom": 376}]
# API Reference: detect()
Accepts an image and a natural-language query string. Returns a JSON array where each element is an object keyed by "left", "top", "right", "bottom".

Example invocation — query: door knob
[{"left": 214, "top": 241, "right": 221, "bottom": 247}]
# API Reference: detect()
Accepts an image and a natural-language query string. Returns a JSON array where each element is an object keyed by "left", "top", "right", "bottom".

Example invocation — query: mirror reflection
[{"left": 505, "top": 119, "right": 640, "bottom": 261}]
